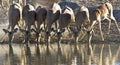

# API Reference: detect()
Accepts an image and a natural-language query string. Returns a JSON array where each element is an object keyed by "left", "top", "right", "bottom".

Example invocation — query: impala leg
[
  {"left": 79, "top": 30, "right": 86, "bottom": 41},
  {"left": 87, "top": 31, "right": 93, "bottom": 55},
  {"left": 92, "top": 29, "right": 96, "bottom": 36},
  {"left": 112, "top": 19, "right": 120, "bottom": 34},
  {"left": 98, "top": 21, "right": 104, "bottom": 41},
  {"left": 33, "top": 24, "right": 37, "bottom": 30},
  {"left": 17, "top": 23, "right": 22, "bottom": 30},
  {"left": 88, "top": 31, "right": 92, "bottom": 45},
  {"left": 44, "top": 21, "right": 46, "bottom": 30},
  {"left": 74, "top": 32, "right": 79, "bottom": 43},
  {"left": 75, "top": 26, "right": 81, "bottom": 43},
  {"left": 55, "top": 22, "right": 57, "bottom": 30},
  {"left": 107, "top": 19, "right": 111, "bottom": 34}
]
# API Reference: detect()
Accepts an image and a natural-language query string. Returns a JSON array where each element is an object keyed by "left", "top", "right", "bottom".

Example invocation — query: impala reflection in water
[{"left": 0, "top": 43, "right": 120, "bottom": 65}]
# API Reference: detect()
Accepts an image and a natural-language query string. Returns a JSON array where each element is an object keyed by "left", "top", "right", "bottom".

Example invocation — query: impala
[
  {"left": 45, "top": 2, "right": 61, "bottom": 43},
  {"left": 87, "top": 2, "right": 120, "bottom": 44},
  {"left": 31, "top": 6, "right": 47, "bottom": 43},
  {"left": 57, "top": 6, "right": 75, "bottom": 43},
  {"left": 21, "top": 4, "right": 36, "bottom": 43},
  {"left": 3, "top": 3, "right": 21, "bottom": 43}
]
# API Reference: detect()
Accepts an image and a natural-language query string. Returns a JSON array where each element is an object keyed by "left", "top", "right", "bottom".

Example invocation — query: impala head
[
  {"left": 45, "top": 28, "right": 56, "bottom": 43},
  {"left": 20, "top": 29, "right": 31, "bottom": 43},
  {"left": 69, "top": 26, "right": 80, "bottom": 43},
  {"left": 31, "top": 28, "right": 45, "bottom": 42},
  {"left": 3, "top": 28, "right": 18, "bottom": 43}
]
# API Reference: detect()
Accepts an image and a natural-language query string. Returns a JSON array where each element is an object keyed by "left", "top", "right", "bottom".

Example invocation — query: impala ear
[
  {"left": 13, "top": 28, "right": 18, "bottom": 33},
  {"left": 39, "top": 28, "right": 45, "bottom": 32},
  {"left": 30, "top": 28, "right": 36, "bottom": 32},
  {"left": 51, "top": 28, "right": 56, "bottom": 32},
  {"left": 3, "top": 29, "right": 9, "bottom": 33},
  {"left": 51, "top": 28, "right": 54, "bottom": 31},
  {"left": 61, "top": 29, "right": 65, "bottom": 32}
]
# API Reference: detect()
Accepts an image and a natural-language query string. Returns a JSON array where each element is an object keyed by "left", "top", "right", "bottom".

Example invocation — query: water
[{"left": 0, "top": 43, "right": 120, "bottom": 65}]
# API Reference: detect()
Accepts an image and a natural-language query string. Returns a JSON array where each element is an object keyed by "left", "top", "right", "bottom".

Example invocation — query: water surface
[{"left": 0, "top": 43, "right": 120, "bottom": 65}]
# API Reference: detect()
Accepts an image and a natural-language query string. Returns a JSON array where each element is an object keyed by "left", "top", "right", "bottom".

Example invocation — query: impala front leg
[
  {"left": 55, "top": 22, "right": 57, "bottom": 30},
  {"left": 92, "top": 29, "right": 96, "bottom": 36},
  {"left": 79, "top": 30, "right": 86, "bottom": 41},
  {"left": 87, "top": 30, "right": 93, "bottom": 55},
  {"left": 107, "top": 19, "right": 111, "bottom": 34}
]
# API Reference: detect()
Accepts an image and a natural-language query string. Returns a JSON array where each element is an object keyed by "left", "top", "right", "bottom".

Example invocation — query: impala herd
[{"left": 2, "top": 1, "right": 120, "bottom": 44}]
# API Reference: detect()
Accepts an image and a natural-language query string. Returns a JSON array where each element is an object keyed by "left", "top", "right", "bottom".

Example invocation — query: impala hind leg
[
  {"left": 92, "top": 29, "right": 96, "bottom": 36},
  {"left": 107, "top": 19, "right": 111, "bottom": 34},
  {"left": 98, "top": 20, "right": 104, "bottom": 41},
  {"left": 102, "top": 17, "right": 111, "bottom": 34},
  {"left": 112, "top": 19, "right": 120, "bottom": 34}
]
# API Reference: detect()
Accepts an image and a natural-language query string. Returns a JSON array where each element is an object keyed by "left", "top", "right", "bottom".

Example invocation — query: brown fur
[
  {"left": 22, "top": 4, "right": 36, "bottom": 43},
  {"left": 35, "top": 6, "right": 47, "bottom": 42},
  {"left": 6, "top": 3, "right": 22, "bottom": 42},
  {"left": 46, "top": 2, "right": 61, "bottom": 31},
  {"left": 89, "top": 2, "right": 120, "bottom": 41},
  {"left": 58, "top": 6, "right": 75, "bottom": 30},
  {"left": 45, "top": 2, "right": 61, "bottom": 43},
  {"left": 57, "top": 6, "right": 75, "bottom": 43},
  {"left": 36, "top": 6, "right": 47, "bottom": 31},
  {"left": 75, "top": 6, "right": 90, "bottom": 30},
  {"left": 75, "top": 6, "right": 90, "bottom": 42}
]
